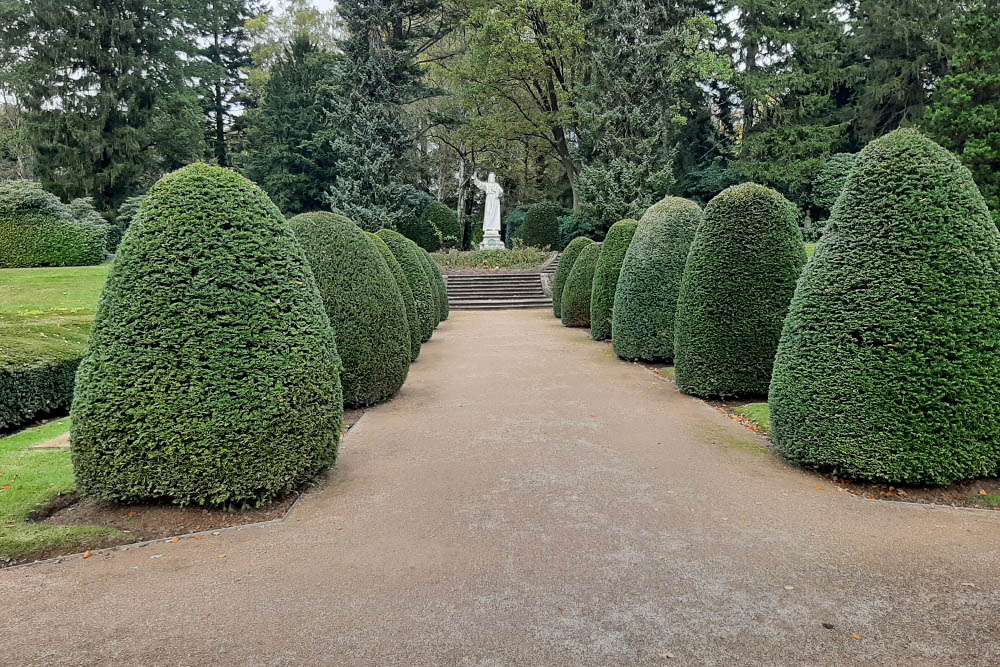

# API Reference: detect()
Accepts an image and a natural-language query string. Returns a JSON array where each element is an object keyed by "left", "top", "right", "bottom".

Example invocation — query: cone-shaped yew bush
[
  {"left": 590, "top": 219, "right": 638, "bottom": 340},
  {"left": 376, "top": 229, "right": 436, "bottom": 342},
  {"left": 673, "top": 184, "right": 805, "bottom": 397},
  {"left": 561, "top": 241, "right": 602, "bottom": 328},
  {"left": 422, "top": 248, "right": 449, "bottom": 322},
  {"left": 612, "top": 198, "right": 702, "bottom": 361},
  {"left": 552, "top": 237, "right": 593, "bottom": 318},
  {"left": 369, "top": 232, "right": 421, "bottom": 362},
  {"left": 71, "top": 164, "right": 343, "bottom": 507},
  {"left": 291, "top": 212, "right": 411, "bottom": 406},
  {"left": 416, "top": 248, "right": 441, "bottom": 328},
  {"left": 770, "top": 129, "right": 1000, "bottom": 484}
]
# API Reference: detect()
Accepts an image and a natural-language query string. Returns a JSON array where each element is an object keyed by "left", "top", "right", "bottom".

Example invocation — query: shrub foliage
[
  {"left": 416, "top": 248, "right": 442, "bottom": 327},
  {"left": 770, "top": 129, "right": 1000, "bottom": 484},
  {"left": 291, "top": 212, "right": 411, "bottom": 406},
  {"left": 398, "top": 208, "right": 443, "bottom": 252},
  {"left": 71, "top": 164, "right": 344, "bottom": 507},
  {"left": 561, "top": 241, "right": 602, "bottom": 328},
  {"left": 810, "top": 153, "right": 857, "bottom": 219},
  {"left": 422, "top": 202, "right": 462, "bottom": 249},
  {"left": 426, "top": 251, "right": 449, "bottom": 322},
  {"left": 370, "top": 232, "right": 422, "bottom": 362},
  {"left": 551, "top": 236, "right": 593, "bottom": 318},
  {"left": 612, "top": 198, "right": 702, "bottom": 361},
  {"left": 376, "top": 228, "right": 437, "bottom": 342},
  {"left": 0, "top": 180, "right": 106, "bottom": 268},
  {"left": 673, "top": 184, "right": 806, "bottom": 397},
  {"left": 590, "top": 219, "right": 638, "bottom": 341},
  {"left": 518, "top": 201, "right": 562, "bottom": 249}
]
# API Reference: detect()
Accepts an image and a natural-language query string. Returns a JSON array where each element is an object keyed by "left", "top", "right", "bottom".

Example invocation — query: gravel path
[{"left": 3, "top": 310, "right": 998, "bottom": 665}]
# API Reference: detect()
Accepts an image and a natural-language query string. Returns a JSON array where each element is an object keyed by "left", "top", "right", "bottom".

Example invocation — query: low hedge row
[{"left": 0, "top": 358, "right": 79, "bottom": 432}]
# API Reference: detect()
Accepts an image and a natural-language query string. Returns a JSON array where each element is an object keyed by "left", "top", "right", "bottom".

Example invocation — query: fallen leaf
[
  {"left": 170, "top": 537, "right": 180, "bottom": 544},
  {"left": 194, "top": 535, "right": 202, "bottom": 540},
  {"left": 1, "top": 485, "right": 10, "bottom": 490},
  {"left": 129, "top": 511, "right": 136, "bottom": 518},
  {"left": 850, "top": 634, "right": 861, "bottom": 641},
  {"left": 82, "top": 550, "right": 92, "bottom": 559},
  {"left": 979, "top": 489, "right": 988, "bottom": 496}
]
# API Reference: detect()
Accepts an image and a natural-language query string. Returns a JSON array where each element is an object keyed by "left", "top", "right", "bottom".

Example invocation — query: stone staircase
[{"left": 446, "top": 273, "right": 552, "bottom": 310}]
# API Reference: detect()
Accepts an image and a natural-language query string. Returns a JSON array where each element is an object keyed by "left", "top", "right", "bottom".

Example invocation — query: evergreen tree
[
  {"left": 0, "top": 0, "right": 199, "bottom": 209},
  {"left": 924, "top": 4, "right": 1000, "bottom": 222},
  {"left": 242, "top": 36, "right": 340, "bottom": 215}
]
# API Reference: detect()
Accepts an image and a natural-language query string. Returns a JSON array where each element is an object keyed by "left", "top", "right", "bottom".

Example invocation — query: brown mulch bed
[
  {"left": 12, "top": 408, "right": 367, "bottom": 566},
  {"left": 642, "top": 360, "right": 1000, "bottom": 512}
]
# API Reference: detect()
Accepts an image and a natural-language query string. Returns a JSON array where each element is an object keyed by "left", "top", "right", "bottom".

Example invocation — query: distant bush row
[{"left": 550, "top": 129, "right": 1000, "bottom": 487}]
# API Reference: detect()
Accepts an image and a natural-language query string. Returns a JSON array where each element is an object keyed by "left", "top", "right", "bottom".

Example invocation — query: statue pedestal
[{"left": 480, "top": 232, "right": 505, "bottom": 250}]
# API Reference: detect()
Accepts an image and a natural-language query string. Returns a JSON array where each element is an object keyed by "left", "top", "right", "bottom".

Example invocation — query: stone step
[{"left": 445, "top": 272, "right": 551, "bottom": 310}]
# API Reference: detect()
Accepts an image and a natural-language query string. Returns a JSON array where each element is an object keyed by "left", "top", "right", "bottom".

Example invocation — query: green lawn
[
  {"left": 733, "top": 402, "right": 771, "bottom": 431},
  {"left": 0, "top": 417, "right": 122, "bottom": 563}
]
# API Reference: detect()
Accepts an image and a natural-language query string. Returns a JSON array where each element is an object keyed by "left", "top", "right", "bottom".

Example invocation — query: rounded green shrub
[
  {"left": 0, "top": 180, "right": 106, "bottom": 268},
  {"left": 422, "top": 202, "right": 462, "bottom": 249},
  {"left": 590, "top": 219, "right": 638, "bottom": 341},
  {"left": 518, "top": 201, "right": 562, "bottom": 249},
  {"left": 376, "top": 228, "right": 437, "bottom": 342},
  {"left": 427, "top": 252, "right": 449, "bottom": 322},
  {"left": 397, "top": 209, "right": 443, "bottom": 252},
  {"left": 673, "top": 184, "right": 806, "bottom": 397},
  {"left": 71, "top": 164, "right": 343, "bottom": 507},
  {"left": 561, "top": 242, "right": 602, "bottom": 328},
  {"left": 552, "top": 237, "right": 594, "bottom": 318},
  {"left": 369, "top": 232, "right": 421, "bottom": 362},
  {"left": 612, "top": 198, "right": 703, "bottom": 361},
  {"left": 769, "top": 129, "right": 1000, "bottom": 484},
  {"left": 416, "top": 248, "right": 441, "bottom": 328},
  {"left": 291, "top": 212, "right": 411, "bottom": 406}
]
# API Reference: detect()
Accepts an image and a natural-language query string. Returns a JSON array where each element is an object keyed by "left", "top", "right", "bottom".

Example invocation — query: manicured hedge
[
  {"left": 376, "top": 228, "right": 437, "bottom": 342},
  {"left": 612, "top": 198, "right": 703, "bottom": 361},
  {"left": 770, "top": 129, "right": 1000, "bottom": 484},
  {"left": 71, "top": 164, "right": 343, "bottom": 507},
  {"left": 427, "top": 252, "right": 449, "bottom": 322},
  {"left": 590, "top": 219, "right": 638, "bottom": 341},
  {"left": 561, "top": 242, "right": 602, "bottom": 328},
  {"left": 416, "top": 248, "right": 441, "bottom": 328},
  {"left": 518, "top": 201, "right": 562, "bottom": 249},
  {"left": 673, "top": 184, "right": 806, "bottom": 398},
  {"left": 398, "top": 209, "right": 443, "bottom": 251},
  {"left": 0, "top": 180, "right": 106, "bottom": 268},
  {"left": 552, "top": 236, "right": 593, "bottom": 318},
  {"left": 422, "top": 202, "right": 462, "bottom": 249},
  {"left": 369, "top": 232, "right": 422, "bottom": 362},
  {"left": 0, "top": 358, "right": 78, "bottom": 432},
  {"left": 291, "top": 212, "right": 411, "bottom": 406}
]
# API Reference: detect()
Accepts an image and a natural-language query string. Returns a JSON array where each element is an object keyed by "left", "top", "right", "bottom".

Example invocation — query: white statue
[{"left": 472, "top": 172, "right": 505, "bottom": 250}]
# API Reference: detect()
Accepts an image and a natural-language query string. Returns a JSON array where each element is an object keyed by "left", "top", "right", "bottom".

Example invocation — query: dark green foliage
[
  {"left": 561, "top": 241, "right": 601, "bottom": 328},
  {"left": 398, "top": 208, "right": 443, "bottom": 251},
  {"left": 810, "top": 153, "right": 856, "bottom": 219},
  {"left": 0, "top": 358, "right": 78, "bottom": 432},
  {"left": 290, "top": 211, "right": 410, "bottom": 407},
  {"left": 71, "top": 164, "right": 343, "bottom": 507},
  {"left": 769, "top": 129, "right": 1000, "bottom": 484},
  {"left": 502, "top": 203, "right": 532, "bottom": 248},
  {"left": 427, "top": 253, "right": 449, "bottom": 322},
  {"left": 68, "top": 197, "right": 112, "bottom": 251},
  {"left": 110, "top": 194, "right": 146, "bottom": 251},
  {"left": 0, "top": 180, "right": 105, "bottom": 268},
  {"left": 416, "top": 248, "right": 441, "bottom": 327},
  {"left": 552, "top": 236, "right": 593, "bottom": 318},
  {"left": 674, "top": 158, "right": 743, "bottom": 206},
  {"left": 369, "top": 231, "right": 421, "bottom": 362},
  {"left": 557, "top": 209, "right": 602, "bottom": 250},
  {"left": 590, "top": 219, "right": 638, "bottom": 341},
  {"left": 612, "top": 198, "right": 702, "bottom": 361},
  {"left": 673, "top": 184, "right": 806, "bottom": 397},
  {"left": 518, "top": 201, "right": 563, "bottom": 249},
  {"left": 376, "top": 228, "right": 436, "bottom": 342},
  {"left": 422, "top": 202, "right": 462, "bottom": 249}
]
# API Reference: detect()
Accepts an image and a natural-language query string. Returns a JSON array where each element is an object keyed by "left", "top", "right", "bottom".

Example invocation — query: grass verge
[{"left": 732, "top": 402, "right": 770, "bottom": 431}]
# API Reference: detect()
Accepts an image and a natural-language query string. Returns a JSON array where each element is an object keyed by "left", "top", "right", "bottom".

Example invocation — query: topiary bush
[
  {"left": 769, "top": 129, "right": 1000, "bottom": 485},
  {"left": 561, "top": 241, "right": 602, "bottom": 328},
  {"left": 612, "top": 198, "right": 703, "bottom": 361},
  {"left": 376, "top": 228, "right": 437, "bottom": 342},
  {"left": 590, "top": 219, "right": 638, "bottom": 341},
  {"left": 0, "top": 180, "right": 106, "bottom": 268},
  {"left": 518, "top": 201, "right": 563, "bottom": 249},
  {"left": 421, "top": 202, "right": 462, "bottom": 249},
  {"left": 416, "top": 248, "right": 443, "bottom": 327},
  {"left": 673, "top": 184, "right": 806, "bottom": 398},
  {"left": 426, "top": 251, "right": 449, "bottom": 322},
  {"left": 68, "top": 197, "right": 112, "bottom": 251},
  {"left": 397, "top": 207, "right": 443, "bottom": 252},
  {"left": 291, "top": 212, "right": 411, "bottom": 406},
  {"left": 369, "top": 232, "right": 421, "bottom": 362},
  {"left": 71, "top": 164, "right": 343, "bottom": 507},
  {"left": 552, "top": 236, "right": 594, "bottom": 318}
]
